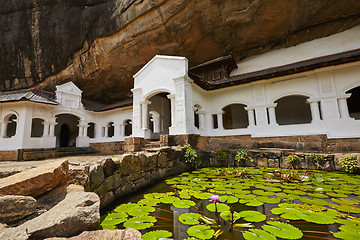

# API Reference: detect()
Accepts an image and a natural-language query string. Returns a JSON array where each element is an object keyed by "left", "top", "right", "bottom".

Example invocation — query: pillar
[
  {"left": 1, "top": 121, "right": 8, "bottom": 137},
  {"left": 245, "top": 107, "right": 255, "bottom": 126},
  {"left": 167, "top": 94, "right": 176, "bottom": 127},
  {"left": 141, "top": 100, "right": 151, "bottom": 129},
  {"left": 42, "top": 122, "right": 50, "bottom": 136},
  {"left": 267, "top": 104, "right": 277, "bottom": 125},
  {"left": 49, "top": 120, "right": 56, "bottom": 137},
  {"left": 307, "top": 99, "right": 321, "bottom": 122},
  {"left": 217, "top": 112, "right": 224, "bottom": 130},
  {"left": 152, "top": 116, "right": 160, "bottom": 133},
  {"left": 198, "top": 111, "right": 205, "bottom": 130},
  {"left": 338, "top": 95, "right": 351, "bottom": 119}
]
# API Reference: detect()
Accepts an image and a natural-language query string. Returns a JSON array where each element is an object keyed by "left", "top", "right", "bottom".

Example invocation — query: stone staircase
[
  {"left": 143, "top": 140, "right": 162, "bottom": 150},
  {"left": 18, "top": 147, "right": 99, "bottom": 161}
]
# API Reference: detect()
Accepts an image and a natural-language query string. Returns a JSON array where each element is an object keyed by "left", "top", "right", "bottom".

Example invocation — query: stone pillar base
[{"left": 124, "top": 137, "right": 145, "bottom": 152}]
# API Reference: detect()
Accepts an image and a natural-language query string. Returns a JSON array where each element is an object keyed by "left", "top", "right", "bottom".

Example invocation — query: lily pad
[
  {"left": 239, "top": 210, "right": 266, "bottom": 222},
  {"left": 178, "top": 213, "right": 203, "bottom": 225},
  {"left": 101, "top": 212, "right": 128, "bottom": 229},
  {"left": 172, "top": 199, "right": 196, "bottom": 209},
  {"left": 252, "top": 189, "right": 274, "bottom": 196},
  {"left": 142, "top": 230, "right": 173, "bottom": 240},
  {"left": 243, "top": 229, "right": 277, "bottom": 240},
  {"left": 219, "top": 195, "right": 238, "bottom": 203},
  {"left": 262, "top": 221, "right": 303, "bottom": 239},
  {"left": 299, "top": 197, "right": 329, "bottom": 206},
  {"left": 206, "top": 203, "right": 230, "bottom": 212},
  {"left": 220, "top": 210, "right": 241, "bottom": 222},
  {"left": 187, "top": 225, "right": 215, "bottom": 240},
  {"left": 246, "top": 199, "right": 264, "bottom": 207},
  {"left": 123, "top": 216, "right": 157, "bottom": 230},
  {"left": 127, "top": 205, "right": 155, "bottom": 216}
]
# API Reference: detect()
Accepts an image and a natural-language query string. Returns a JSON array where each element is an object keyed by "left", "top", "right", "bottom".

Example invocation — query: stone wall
[
  {"left": 0, "top": 151, "right": 18, "bottom": 161},
  {"left": 84, "top": 147, "right": 188, "bottom": 209},
  {"left": 165, "top": 134, "right": 360, "bottom": 153},
  {"left": 90, "top": 142, "right": 125, "bottom": 155}
]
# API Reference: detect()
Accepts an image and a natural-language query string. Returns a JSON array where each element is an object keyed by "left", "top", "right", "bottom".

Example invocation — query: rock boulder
[
  {"left": 0, "top": 195, "right": 37, "bottom": 224},
  {"left": 0, "top": 192, "right": 100, "bottom": 239},
  {"left": 44, "top": 228, "right": 142, "bottom": 240},
  {"left": 0, "top": 160, "right": 68, "bottom": 197}
]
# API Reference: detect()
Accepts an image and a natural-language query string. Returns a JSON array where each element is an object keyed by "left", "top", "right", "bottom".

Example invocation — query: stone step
[{"left": 19, "top": 147, "right": 99, "bottom": 161}]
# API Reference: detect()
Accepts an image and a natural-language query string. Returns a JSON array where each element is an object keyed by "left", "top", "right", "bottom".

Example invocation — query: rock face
[
  {"left": 1, "top": 0, "right": 360, "bottom": 103},
  {"left": 0, "top": 192, "right": 100, "bottom": 239},
  {"left": 0, "top": 160, "right": 68, "bottom": 197},
  {"left": 0, "top": 195, "right": 37, "bottom": 224},
  {"left": 44, "top": 228, "right": 142, "bottom": 240}
]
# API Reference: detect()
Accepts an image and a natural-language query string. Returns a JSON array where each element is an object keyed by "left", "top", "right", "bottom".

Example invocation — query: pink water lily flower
[{"left": 210, "top": 195, "right": 220, "bottom": 203}]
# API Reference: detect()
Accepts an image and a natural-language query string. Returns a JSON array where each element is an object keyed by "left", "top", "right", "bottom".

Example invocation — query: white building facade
[{"left": 1, "top": 25, "right": 360, "bottom": 152}]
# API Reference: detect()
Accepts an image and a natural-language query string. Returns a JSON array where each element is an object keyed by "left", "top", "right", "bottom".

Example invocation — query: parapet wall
[{"left": 83, "top": 146, "right": 359, "bottom": 209}]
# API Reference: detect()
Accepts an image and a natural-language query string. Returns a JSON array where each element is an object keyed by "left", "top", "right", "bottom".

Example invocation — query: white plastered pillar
[
  {"left": 42, "top": 118, "right": 56, "bottom": 148},
  {"left": 76, "top": 120, "right": 89, "bottom": 147},
  {"left": 337, "top": 94, "right": 351, "bottom": 120},
  {"left": 245, "top": 107, "right": 256, "bottom": 127},
  {"left": 167, "top": 94, "right": 176, "bottom": 127},
  {"left": 267, "top": 104, "right": 278, "bottom": 125},
  {"left": 307, "top": 99, "right": 321, "bottom": 122},
  {"left": 0, "top": 121, "right": 8, "bottom": 138},
  {"left": 217, "top": 111, "right": 224, "bottom": 130},
  {"left": 198, "top": 110, "right": 205, "bottom": 131}
]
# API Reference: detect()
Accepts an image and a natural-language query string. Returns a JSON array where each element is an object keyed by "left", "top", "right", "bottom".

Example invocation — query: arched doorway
[
  {"left": 124, "top": 119, "right": 132, "bottom": 136},
  {"left": 346, "top": 86, "right": 360, "bottom": 120},
  {"left": 55, "top": 114, "right": 80, "bottom": 147},
  {"left": 275, "top": 95, "right": 312, "bottom": 125},
  {"left": 60, "top": 124, "right": 70, "bottom": 147},
  {"left": 147, "top": 93, "right": 171, "bottom": 139},
  {"left": 4, "top": 114, "right": 17, "bottom": 138},
  {"left": 222, "top": 104, "right": 249, "bottom": 129}
]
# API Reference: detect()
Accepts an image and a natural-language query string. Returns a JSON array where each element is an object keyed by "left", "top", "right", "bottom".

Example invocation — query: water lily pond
[{"left": 101, "top": 167, "right": 360, "bottom": 239}]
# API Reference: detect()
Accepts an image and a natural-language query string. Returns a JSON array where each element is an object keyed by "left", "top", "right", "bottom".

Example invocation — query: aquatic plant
[
  {"left": 234, "top": 148, "right": 253, "bottom": 166},
  {"left": 142, "top": 230, "right": 173, "bottom": 240},
  {"left": 216, "top": 151, "right": 228, "bottom": 162},
  {"left": 184, "top": 144, "right": 201, "bottom": 170},
  {"left": 338, "top": 155, "right": 358, "bottom": 173},
  {"left": 309, "top": 153, "right": 325, "bottom": 168},
  {"left": 285, "top": 154, "right": 299, "bottom": 165},
  {"left": 262, "top": 221, "right": 303, "bottom": 239}
]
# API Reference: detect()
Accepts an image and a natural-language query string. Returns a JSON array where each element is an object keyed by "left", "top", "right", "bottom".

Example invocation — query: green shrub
[
  {"left": 234, "top": 149, "right": 252, "bottom": 163},
  {"left": 338, "top": 155, "right": 358, "bottom": 174},
  {"left": 309, "top": 153, "right": 325, "bottom": 163},
  {"left": 216, "top": 151, "right": 228, "bottom": 162},
  {"left": 286, "top": 154, "right": 299, "bottom": 165},
  {"left": 184, "top": 144, "right": 201, "bottom": 169}
]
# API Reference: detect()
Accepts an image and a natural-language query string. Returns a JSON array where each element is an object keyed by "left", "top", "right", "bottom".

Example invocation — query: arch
[
  {"left": 124, "top": 119, "right": 132, "bottom": 136},
  {"left": 272, "top": 92, "right": 312, "bottom": 103},
  {"left": 216, "top": 101, "right": 250, "bottom": 113},
  {"left": 4, "top": 114, "right": 17, "bottom": 138},
  {"left": 54, "top": 111, "right": 83, "bottom": 120},
  {"left": 346, "top": 86, "right": 360, "bottom": 120},
  {"left": 275, "top": 95, "right": 312, "bottom": 125},
  {"left": 341, "top": 82, "right": 360, "bottom": 94},
  {"left": 143, "top": 88, "right": 173, "bottom": 100},
  {"left": 87, "top": 122, "right": 95, "bottom": 138},
  {"left": 107, "top": 122, "right": 114, "bottom": 138},
  {"left": 193, "top": 104, "right": 202, "bottom": 129},
  {"left": 31, "top": 118, "right": 45, "bottom": 137},
  {"left": 221, "top": 103, "right": 249, "bottom": 129},
  {"left": 147, "top": 92, "right": 171, "bottom": 138},
  {"left": 55, "top": 114, "right": 80, "bottom": 147}
]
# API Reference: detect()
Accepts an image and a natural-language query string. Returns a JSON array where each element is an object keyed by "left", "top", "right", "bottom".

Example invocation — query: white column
[
  {"left": 307, "top": 99, "right": 321, "bottom": 122},
  {"left": 78, "top": 120, "right": 88, "bottom": 137},
  {"left": 245, "top": 107, "right": 255, "bottom": 126},
  {"left": 119, "top": 123, "right": 124, "bottom": 137},
  {"left": 198, "top": 111, "right": 205, "bottom": 130},
  {"left": 49, "top": 122, "right": 56, "bottom": 137},
  {"left": 83, "top": 124, "right": 88, "bottom": 137},
  {"left": 104, "top": 126, "right": 108, "bottom": 138},
  {"left": 167, "top": 94, "right": 176, "bottom": 127},
  {"left": 152, "top": 116, "right": 160, "bottom": 133},
  {"left": 267, "top": 104, "right": 277, "bottom": 125},
  {"left": 338, "top": 95, "right": 351, "bottom": 119},
  {"left": 217, "top": 112, "right": 224, "bottom": 130},
  {"left": 141, "top": 100, "right": 151, "bottom": 129},
  {"left": 42, "top": 122, "right": 50, "bottom": 136},
  {"left": 1, "top": 121, "right": 8, "bottom": 137}
]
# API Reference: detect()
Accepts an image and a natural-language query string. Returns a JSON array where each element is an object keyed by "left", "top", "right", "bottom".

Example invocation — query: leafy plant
[
  {"left": 234, "top": 148, "right": 253, "bottom": 166},
  {"left": 184, "top": 144, "right": 201, "bottom": 170},
  {"left": 286, "top": 154, "right": 299, "bottom": 165},
  {"left": 187, "top": 225, "right": 215, "bottom": 240},
  {"left": 216, "top": 151, "right": 228, "bottom": 162},
  {"left": 338, "top": 155, "right": 358, "bottom": 173},
  {"left": 262, "top": 221, "right": 303, "bottom": 239},
  {"left": 142, "top": 230, "right": 173, "bottom": 240}
]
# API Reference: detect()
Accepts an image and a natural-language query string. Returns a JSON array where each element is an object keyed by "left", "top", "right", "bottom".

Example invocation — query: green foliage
[
  {"left": 184, "top": 144, "right": 201, "bottom": 168},
  {"left": 123, "top": 216, "right": 157, "bottom": 230},
  {"left": 309, "top": 153, "right": 325, "bottom": 163},
  {"left": 187, "top": 225, "right": 215, "bottom": 239},
  {"left": 234, "top": 148, "right": 253, "bottom": 163},
  {"left": 243, "top": 229, "right": 277, "bottom": 240},
  {"left": 142, "top": 230, "right": 173, "bottom": 240},
  {"left": 178, "top": 213, "right": 202, "bottom": 225},
  {"left": 239, "top": 210, "right": 266, "bottom": 222},
  {"left": 262, "top": 221, "right": 303, "bottom": 239},
  {"left": 286, "top": 154, "right": 299, "bottom": 165},
  {"left": 338, "top": 155, "right": 358, "bottom": 173},
  {"left": 216, "top": 151, "right": 228, "bottom": 162}
]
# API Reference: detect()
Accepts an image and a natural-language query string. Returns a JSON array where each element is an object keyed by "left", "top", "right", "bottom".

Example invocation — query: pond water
[{"left": 101, "top": 167, "right": 360, "bottom": 240}]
